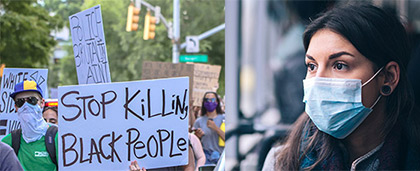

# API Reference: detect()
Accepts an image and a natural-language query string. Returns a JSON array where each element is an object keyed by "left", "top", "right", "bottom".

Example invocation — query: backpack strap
[
  {"left": 11, "top": 129, "right": 22, "bottom": 156},
  {"left": 45, "top": 125, "right": 58, "bottom": 168}
]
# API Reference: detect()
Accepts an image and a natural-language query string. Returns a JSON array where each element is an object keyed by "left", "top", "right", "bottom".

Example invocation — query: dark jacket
[{"left": 300, "top": 124, "right": 420, "bottom": 170}]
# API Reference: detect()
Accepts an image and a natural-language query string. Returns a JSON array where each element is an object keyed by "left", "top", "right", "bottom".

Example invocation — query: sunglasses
[
  {"left": 15, "top": 96, "right": 39, "bottom": 107},
  {"left": 204, "top": 98, "right": 216, "bottom": 102}
]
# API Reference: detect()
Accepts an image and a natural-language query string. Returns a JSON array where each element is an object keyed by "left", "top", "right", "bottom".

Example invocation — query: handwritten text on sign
[
  {"left": 0, "top": 68, "right": 48, "bottom": 139},
  {"left": 58, "top": 77, "right": 189, "bottom": 170},
  {"left": 69, "top": 5, "right": 111, "bottom": 84}
]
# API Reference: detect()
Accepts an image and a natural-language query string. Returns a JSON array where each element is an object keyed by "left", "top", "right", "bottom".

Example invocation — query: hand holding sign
[{"left": 129, "top": 161, "right": 146, "bottom": 171}]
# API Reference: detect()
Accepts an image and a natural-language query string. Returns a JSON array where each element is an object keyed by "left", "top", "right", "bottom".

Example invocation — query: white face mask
[
  {"left": 302, "top": 67, "right": 383, "bottom": 139},
  {"left": 17, "top": 102, "right": 49, "bottom": 143}
]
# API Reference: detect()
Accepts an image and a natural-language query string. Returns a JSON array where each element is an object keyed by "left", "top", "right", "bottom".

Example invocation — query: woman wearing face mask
[
  {"left": 263, "top": 3, "right": 420, "bottom": 170},
  {"left": 193, "top": 92, "right": 225, "bottom": 164}
]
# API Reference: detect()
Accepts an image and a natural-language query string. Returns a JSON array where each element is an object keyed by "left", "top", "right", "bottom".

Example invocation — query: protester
[
  {"left": 263, "top": 3, "right": 420, "bottom": 170},
  {"left": 189, "top": 133, "right": 206, "bottom": 171},
  {"left": 193, "top": 92, "right": 225, "bottom": 164},
  {"left": 1, "top": 80, "right": 58, "bottom": 171},
  {"left": 43, "top": 106, "right": 58, "bottom": 125},
  {"left": 0, "top": 142, "right": 23, "bottom": 171}
]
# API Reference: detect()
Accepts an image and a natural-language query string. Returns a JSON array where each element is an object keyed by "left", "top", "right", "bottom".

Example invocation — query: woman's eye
[
  {"left": 334, "top": 62, "right": 348, "bottom": 70},
  {"left": 306, "top": 63, "right": 317, "bottom": 71}
]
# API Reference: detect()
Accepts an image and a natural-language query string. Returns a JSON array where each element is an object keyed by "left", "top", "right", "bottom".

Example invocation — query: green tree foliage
[
  {"left": 43, "top": 0, "right": 84, "bottom": 24},
  {"left": 0, "top": 0, "right": 63, "bottom": 68},
  {"left": 53, "top": 0, "right": 225, "bottom": 95}
]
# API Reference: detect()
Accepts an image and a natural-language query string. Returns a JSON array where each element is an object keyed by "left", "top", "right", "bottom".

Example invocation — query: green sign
[{"left": 179, "top": 54, "right": 208, "bottom": 63}]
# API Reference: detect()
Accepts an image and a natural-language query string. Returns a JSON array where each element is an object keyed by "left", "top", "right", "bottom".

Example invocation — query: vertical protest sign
[
  {"left": 58, "top": 77, "right": 189, "bottom": 170},
  {"left": 69, "top": 5, "right": 111, "bottom": 84},
  {"left": 0, "top": 68, "right": 48, "bottom": 139},
  {"left": 191, "top": 63, "right": 221, "bottom": 106}
]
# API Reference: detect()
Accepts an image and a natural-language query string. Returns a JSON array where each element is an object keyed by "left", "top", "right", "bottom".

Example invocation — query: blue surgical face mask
[
  {"left": 17, "top": 102, "right": 49, "bottom": 143},
  {"left": 303, "top": 67, "right": 383, "bottom": 139}
]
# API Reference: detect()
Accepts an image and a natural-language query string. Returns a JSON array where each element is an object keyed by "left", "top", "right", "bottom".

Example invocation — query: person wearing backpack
[{"left": 1, "top": 80, "right": 58, "bottom": 171}]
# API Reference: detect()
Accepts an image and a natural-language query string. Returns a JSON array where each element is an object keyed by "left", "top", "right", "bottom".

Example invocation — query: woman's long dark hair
[
  {"left": 276, "top": 3, "right": 417, "bottom": 170},
  {"left": 201, "top": 92, "right": 223, "bottom": 115}
]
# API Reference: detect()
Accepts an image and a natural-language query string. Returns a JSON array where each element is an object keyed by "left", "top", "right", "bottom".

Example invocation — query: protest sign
[
  {"left": 191, "top": 63, "right": 221, "bottom": 106},
  {"left": 142, "top": 61, "right": 221, "bottom": 106},
  {"left": 58, "top": 77, "right": 189, "bottom": 170},
  {"left": 0, "top": 68, "right": 48, "bottom": 139},
  {"left": 69, "top": 5, "right": 111, "bottom": 84},
  {"left": 142, "top": 61, "right": 194, "bottom": 103}
]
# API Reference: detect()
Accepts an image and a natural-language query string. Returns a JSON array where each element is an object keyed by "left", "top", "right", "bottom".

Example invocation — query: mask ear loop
[
  {"left": 370, "top": 94, "right": 382, "bottom": 109},
  {"left": 362, "top": 67, "right": 384, "bottom": 109},
  {"left": 362, "top": 67, "right": 384, "bottom": 87}
]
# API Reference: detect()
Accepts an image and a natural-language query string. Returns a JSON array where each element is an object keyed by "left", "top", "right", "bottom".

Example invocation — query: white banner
[{"left": 58, "top": 77, "right": 189, "bottom": 170}]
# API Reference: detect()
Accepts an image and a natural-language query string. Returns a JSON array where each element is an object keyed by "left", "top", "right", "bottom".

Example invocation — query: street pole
[
  {"left": 172, "top": 0, "right": 180, "bottom": 63},
  {"left": 180, "top": 23, "right": 225, "bottom": 50}
]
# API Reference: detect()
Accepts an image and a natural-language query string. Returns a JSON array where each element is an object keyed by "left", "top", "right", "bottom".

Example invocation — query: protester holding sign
[
  {"left": 0, "top": 68, "right": 48, "bottom": 140},
  {"left": 193, "top": 92, "right": 225, "bottom": 164},
  {"left": 1, "top": 80, "right": 58, "bottom": 171}
]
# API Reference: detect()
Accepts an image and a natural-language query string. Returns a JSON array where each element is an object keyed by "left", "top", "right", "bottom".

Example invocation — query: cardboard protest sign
[
  {"left": 141, "top": 61, "right": 195, "bottom": 80},
  {"left": 0, "top": 68, "right": 48, "bottom": 139},
  {"left": 58, "top": 77, "right": 189, "bottom": 170},
  {"left": 142, "top": 61, "right": 194, "bottom": 104},
  {"left": 142, "top": 61, "right": 221, "bottom": 106},
  {"left": 69, "top": 5, "right": 111, "bottom": 84},
  {"left": 191, "top": 63, "right": 221, "bottom": 106}
]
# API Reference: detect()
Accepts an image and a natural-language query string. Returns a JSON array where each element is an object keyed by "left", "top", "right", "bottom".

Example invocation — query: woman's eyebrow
[
  {"left": 329, "top": 51, "right": 354, "bottom": 59},
  {"left": 305, "top": 54, "right": 315, "bottom": 60},
  {"left": 306, "top": 51, "right": 354, "bottom": 61}
]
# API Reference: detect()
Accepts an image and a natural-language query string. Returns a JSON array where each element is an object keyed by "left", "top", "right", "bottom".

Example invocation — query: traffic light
[
  {"left": 0, "top": 64, "right": 5, "bottom": 78},
  {"left": 143, "top": 11, "right": 157, "bottom": 40},
  {"left": 126, "top": 3, "right": 140, "bottom": 32}
]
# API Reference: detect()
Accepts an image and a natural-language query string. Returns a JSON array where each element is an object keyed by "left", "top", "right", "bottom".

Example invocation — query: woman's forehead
[
  {"left": 306, "top": 29, "right": 361, "bottom": 59},
  {"left": 205, "top": 93, "right": 216, "bottom": 98},
  {"left": 43, "top": 109, "right": 58, "bottom": 116}
]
